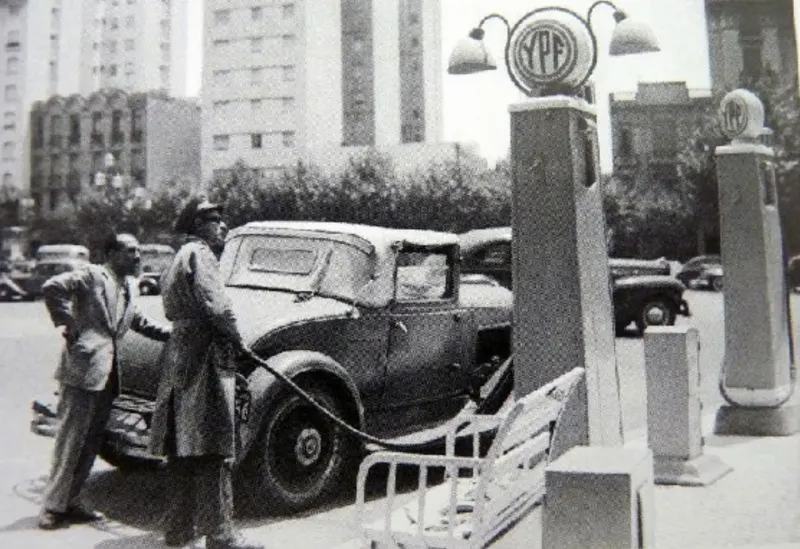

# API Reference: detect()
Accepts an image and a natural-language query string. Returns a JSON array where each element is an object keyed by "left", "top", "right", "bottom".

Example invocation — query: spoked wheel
[
  {"left": 635, "top": 298, "right": 676, "bottom": 335},
  {"left": 246, "top": 382, "right": 355, "bottom": 513}
]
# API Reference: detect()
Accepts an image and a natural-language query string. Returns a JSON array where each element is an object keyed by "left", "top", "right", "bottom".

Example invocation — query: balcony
[{"left": 90, "top": 132, "right": 104, "bottom": 146}]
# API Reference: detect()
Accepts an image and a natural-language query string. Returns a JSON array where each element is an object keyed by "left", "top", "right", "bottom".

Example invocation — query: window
[
  {"left": 8, "top": 5, "right": 19, "bottom": 16},
  {"left": 618, "top": 127, "right": 633, "bottom": 156},
  {"left": 213, "top": 69, "right": 230, "bottom": 85},
  {"left": 160, "top": 19, "right": 169, "bottom": 39},
  {"left": 49, "top": 61, "right": 58, "bottom": 82},
  {"left": 2, "top": 141, "right": 14, "bottom": 160},
  {"left": 282, "top": 65, "right": 295, "bottom": 81},
  {"left": 108, "top": 40, "right": 117, "bottom": 53},
  {"left": 126, "top": 15, "right": 135, "bottom": 28},
  {"left": 282, "top": 131, "right": 294, "bottom": 147},
  {"left": 213, "top": 39, "right": 230, "bottom": 49},
  {"left": 214, "top": 9, "right": 230, "bottom": 25},
  {"left": 251, "top": 37, "right": 263, "bottom": 53},
  {"left": 93, "top": 42, "right": 99, "bottom": 51},
  {"left": 651, "top": 119, "right": 678, "bottom": 158},
  {"left": 478, "top": 243, "right": 510, "bottom": 267},
  {"left": 213, "top": 135, "right": 229, "bottom": 150},
  {"left": 125, "top": 62, "right": 134, "bottom": 76},
  {"left": 6, "top": 30, "right": 20, "bottom": 49},
  {"left": 4, "top": 85, "right": 17, "bottom": 101},
  {"left": 251, "top": 68, "right": 263, "bottom": 85},
  {"left": 251, "top": 6, "right": 262, "bottom": 20},
  {"left": 92, "top": 111, "right": 102, "bottom": 132},
  {"left": 251, "top": 133, "right": 262, "bottom": 148},
  {"left": 109, "top": 64, "right": 118, "bottom": 76},
  {"left": 125, "top": 39, "right": 134, "bottom": 51},
  {"left": 109, "top": 17, "right": 118, "bottom": 29},
  {"left": 282, "top": 3, "right": 295, "bottom": 18},
  {"left": 251, "top": 99, "right": 262, "bottom": 110},
  {"left": 6, "top": 57, "right": 18, "bottom": 75},
  {"left": 3, "top": 173, "right": 11, "bottom": 186},
  {"left": 281, "top": 97, "right": 294, "bottom": 113},
  {"left": 69, "top": 113, "right": 80, "bottom": 143},
  {"left": 3, "top": 111, "right": 15, "bottom": 130},
  {"left": 396, "top": 251, "right": 451, "bottom": 301}
]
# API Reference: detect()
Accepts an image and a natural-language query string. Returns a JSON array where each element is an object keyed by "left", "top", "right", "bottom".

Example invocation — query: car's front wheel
[
  {"left": 635, "top": 298, "right": 676, "bottom": 335},
  {"left": 245, "top": 382, "right": 354, "bottom": 514},
  {"left": 710, "top": 276, "right": 723, "bottom": 292}
]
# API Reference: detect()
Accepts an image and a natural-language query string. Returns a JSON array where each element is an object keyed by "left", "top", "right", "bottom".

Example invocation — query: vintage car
[
  {"left": 676, "top": 254, "right": 723, "bottom": 291},
  {"left": 459, "top": 227, "right": 690, "bottom": 336},
  {"left": 136, "top": 243, "right": 176, "bottom": 296},
  {"left": 20, "top": 244, "right": 91, "bottom": 298},
  {"left": 33, "top": 222, "right": 513, "bottom": 512}
]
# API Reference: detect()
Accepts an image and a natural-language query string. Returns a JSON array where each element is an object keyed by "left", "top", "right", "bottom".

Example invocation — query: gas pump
[{"left": 713, "top": 89, "right": 798, "bottom": 436}]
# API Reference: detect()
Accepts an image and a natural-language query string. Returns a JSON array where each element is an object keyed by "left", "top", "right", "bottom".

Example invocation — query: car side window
[
  {"left": 478, "top": 243, "right": 510, "bottom": 267},
  {"left": 396, "top": 251, "right": 451, "bottom": 302}
]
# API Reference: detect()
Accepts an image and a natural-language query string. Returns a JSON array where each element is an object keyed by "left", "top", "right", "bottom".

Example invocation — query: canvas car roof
[
  {"left": 459, "top": 227, "right": 512, "bottom": 251},
  {"left": 228, "top": 221, "right": 459, "bottom": 255}
]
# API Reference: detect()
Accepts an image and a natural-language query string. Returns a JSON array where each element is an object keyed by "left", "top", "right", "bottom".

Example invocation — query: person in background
[
  {"left": 149, "top": 197, "right": 263, "bottom": 549},
  {"left": 38, "top": 233, "right": 171, "bottom": 530}
]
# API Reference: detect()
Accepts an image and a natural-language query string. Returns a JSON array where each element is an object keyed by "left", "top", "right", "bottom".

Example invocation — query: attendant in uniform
[
  {"left": 38, "top": 233, "right": 171, "bottom": 530},
  {"left": 149, "top": 197, "right": 263, "bottom": 549}
]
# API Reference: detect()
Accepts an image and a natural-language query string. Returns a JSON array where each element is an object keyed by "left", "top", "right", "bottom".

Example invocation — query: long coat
[
  {"left": 148, "top": 237, "right": 243, "bottom": 458},
  {"left": 42, "top": 264, "right": 171, "bottom": 392}
]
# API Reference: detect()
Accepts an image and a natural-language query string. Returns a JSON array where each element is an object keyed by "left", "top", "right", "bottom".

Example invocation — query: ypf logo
[
  {"left": 721, "top": 98, "right": 748, "bottom": 138},
  {"left": 511, "top": 19, "right": 578, "bottom": 86}
]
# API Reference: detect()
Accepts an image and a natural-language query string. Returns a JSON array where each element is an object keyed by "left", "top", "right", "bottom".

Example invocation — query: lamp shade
[
  {"left": 447, "top": 35, "right": 497, "bottom": 75},
  {"left": 608, "top": 18, "right": 660, "bottom": 56}
]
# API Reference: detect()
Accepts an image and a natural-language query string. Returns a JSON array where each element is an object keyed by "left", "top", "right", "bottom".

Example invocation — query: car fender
[
  {"left": 613, "top": 275, "right": 686, "bottom": 294},
  {"left": 237, "top": 349, "right": 366, "bottom": 460}
]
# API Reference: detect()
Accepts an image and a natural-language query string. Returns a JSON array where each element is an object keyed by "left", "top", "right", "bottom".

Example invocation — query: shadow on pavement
[
  {"left": 0, "top": 516, "right": 40, "bottom": 533},
  {"left": 703, "top": 434, "right": 761, "bottom": 448},
  {"left": 93, "top": 532, "right": 190, "bottom": 549}
]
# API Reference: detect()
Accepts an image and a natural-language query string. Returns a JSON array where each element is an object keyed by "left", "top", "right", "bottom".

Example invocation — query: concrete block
[
  {"left": 543, "top": 446, "right": 654, "bottom": 549},
  {"left": 714, "top": 404, "right": 800, "bottom": 436}
]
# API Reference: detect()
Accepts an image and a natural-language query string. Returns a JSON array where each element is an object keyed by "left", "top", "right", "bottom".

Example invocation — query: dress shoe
[
  {"left": 38, "top": 510, "right": 69, "bottom": 530},
  {"left": 64, "top": 504, "right": 105, "bottom": 523},
  {"left": 206, "top": 532, "right": 264, "bottom": 549}
]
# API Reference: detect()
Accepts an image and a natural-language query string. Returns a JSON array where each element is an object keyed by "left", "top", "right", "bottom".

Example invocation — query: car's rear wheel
[
  {"left": 245, "top": 382, "right": 355, "bottom": 514},
  {"left": 711, "top": 276, "right": 723, "bottom": 292},
  {"left": 635, "top": 298, "right": 676, "bottom": 335}
]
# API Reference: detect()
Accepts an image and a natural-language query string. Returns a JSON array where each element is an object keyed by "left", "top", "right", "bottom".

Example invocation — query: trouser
[
  {"left": 43, "top": 373, "right": 116, "bottom": 513},
  {"left": 163, "top": 455, "right": 235, "bottom": 540}
]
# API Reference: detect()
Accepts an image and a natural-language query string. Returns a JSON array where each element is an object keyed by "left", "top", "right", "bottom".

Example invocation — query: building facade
[
  {"left": 705, "top": 0, "right": 797, "bottom": 92},
  {"left": 201, "top": 0, "right": 446, "bottom": 183},
  {"left": 29, "top": 88, "right": 200, "bottom": 213},
  {"left": 0, "top": 0, "right": 191, "bottom": 198},
  {"left": 610, "top": 82, "right": 713, "bottom": 190}
]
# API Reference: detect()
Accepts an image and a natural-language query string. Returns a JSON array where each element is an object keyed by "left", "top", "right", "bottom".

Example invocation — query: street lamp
[{"left": 447, "top": 0, "right": 660, "bottom": 97}]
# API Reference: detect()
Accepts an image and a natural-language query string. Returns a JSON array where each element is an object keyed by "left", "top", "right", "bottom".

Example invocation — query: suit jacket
[{"left": 43, "top": 263, "right": 171, "bottom": 392}]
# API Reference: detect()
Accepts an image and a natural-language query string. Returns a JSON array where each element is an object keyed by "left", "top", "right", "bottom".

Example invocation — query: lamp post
[{"left": 448, "top": 1, "right": 659, "bottom": 447}]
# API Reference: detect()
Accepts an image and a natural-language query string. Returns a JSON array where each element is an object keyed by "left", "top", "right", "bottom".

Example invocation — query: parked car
[
  {"left": 459, "top": 227, "right": 690, "bottom": 336},
  {"left": 788, "top": 255, "right": 800, "bottom": 294},
  {"left": 18, "top": 244, "right": 90, "bottom": 298},
  {"left": 137, "top": 243, "right": 175, "bottom": 295},
  {"left": 32, "top": 222, "right": 514, "bottom": 511},
  {"left": 676, "top": 254, "right": 723, "bottom": 291}
]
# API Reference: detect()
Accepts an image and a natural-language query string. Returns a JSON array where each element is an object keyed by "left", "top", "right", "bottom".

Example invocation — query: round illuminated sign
[
  {"left": 719, "top": 89, "right": 765, "bottom": 141},
  {"left": 507, "top": 11, "right": 594, "bottom": 95}
]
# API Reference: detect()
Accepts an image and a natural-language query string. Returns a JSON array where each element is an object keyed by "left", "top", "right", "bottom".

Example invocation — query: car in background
[
  {"left": 32, "top": 222, "right": 514, "bottom": 512},
  {"left": 676, "top": 254, "right": 723, "bottom": 291},
  {"left": 788, "top": 255, "right": 800, "bottom": 293},
  {"left": 17, "top": 244, "right": 90, "bottom": 298},
  {"left": 0, "top": 258, "right": 35, "bottom": 301},
  {"left": 137, "top": 243, "right": 175, "bottom": 295},
  {"left": 459, "top": 227, "right": 690, "bottom": 336}
]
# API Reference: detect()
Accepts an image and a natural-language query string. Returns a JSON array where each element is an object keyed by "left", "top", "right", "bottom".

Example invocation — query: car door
[{"left": 381, "top": 246, "right": 469, "bottom": 424}]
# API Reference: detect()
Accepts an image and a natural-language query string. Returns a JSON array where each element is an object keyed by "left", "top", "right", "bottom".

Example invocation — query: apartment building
[
  {"left": 29, "top": 88, "right": 200, "bottom": 213},
  {"left": 0, "top": 0, "right": 190, "bottom": 198},
  {"left": 202, "top": 0, "right": 446, "bottom": 183},
  {"left": 705, "top": 0, "right": 797, "bottom": 92}
]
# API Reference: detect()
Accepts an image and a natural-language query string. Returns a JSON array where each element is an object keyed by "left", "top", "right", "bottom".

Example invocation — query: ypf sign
[
  {"left": 508, "top": 11, "right": 594, "bottom": 95},
  {"left": 719, "top": 89, "right": 765, "bottom": 142}
]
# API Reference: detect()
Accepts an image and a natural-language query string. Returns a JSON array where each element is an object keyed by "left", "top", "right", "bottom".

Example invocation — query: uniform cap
[{"left": 174, "top": 195, "right": 223, "bottom": 234}]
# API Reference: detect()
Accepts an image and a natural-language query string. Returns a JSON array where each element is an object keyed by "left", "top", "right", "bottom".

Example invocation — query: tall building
[
  {"left": 705, "top": 0, "right": 797, "bottom": 92},
  {"left": 29, "top": 89, "right": 200, "bottom": 214},
  {"left": 0, "top": 0, "right": 191, "bottom": 196},
  {"left": 610, "top": 82, "right": 712, "bottom": 190},
  {"left": 202, "top": 0, "right": 445, "bottom": 184}
]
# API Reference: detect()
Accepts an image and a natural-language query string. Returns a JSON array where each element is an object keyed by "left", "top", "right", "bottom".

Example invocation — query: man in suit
[
  {"left": 149, "top": 197, "right": 262, "bottom": 549},
  {"left": 38, "top": 232, "right": 171, "bottom": 530}
]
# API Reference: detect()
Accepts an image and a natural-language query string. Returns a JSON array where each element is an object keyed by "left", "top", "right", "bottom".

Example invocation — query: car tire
[
  {"left": 139, "top": 284, "right": 151, "bottom": 296},
  {"left": 711, "top": 277, "right": 723, "bottom": 292},
  {"left": 635, "top": 298, "right": 676, "bottom": 336},
  {"left": 244, "top": 382, "right": 355, "bottom": 514}
]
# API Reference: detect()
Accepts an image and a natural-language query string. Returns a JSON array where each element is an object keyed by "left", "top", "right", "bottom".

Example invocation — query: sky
[{"left": 184, "top": 0, "right": 783, "bottom": 173}]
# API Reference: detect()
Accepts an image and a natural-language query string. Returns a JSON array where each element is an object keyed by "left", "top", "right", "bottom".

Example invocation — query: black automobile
[
  {"left": 676, "top": 255, "right": 723, "bottom": 292},
  {"left": 459, "top": 227, "right": 690, "bottom": 336}
]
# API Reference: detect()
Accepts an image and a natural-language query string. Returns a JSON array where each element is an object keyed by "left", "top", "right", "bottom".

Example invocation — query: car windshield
[
  {"left": 224, "top": 234, "right": 373, "bottom": 302},
  {"left": 35, "top": 263, "right": 75, "bottom": 277}
]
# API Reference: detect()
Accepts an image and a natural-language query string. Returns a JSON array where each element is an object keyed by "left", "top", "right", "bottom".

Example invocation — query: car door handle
[{"left": 391, "top": 319, "right": 408, "bottom": 334}]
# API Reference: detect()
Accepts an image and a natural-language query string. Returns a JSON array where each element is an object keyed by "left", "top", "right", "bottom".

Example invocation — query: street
[{"left": 0, "top": 290, "right": 798, "bottom": 548}]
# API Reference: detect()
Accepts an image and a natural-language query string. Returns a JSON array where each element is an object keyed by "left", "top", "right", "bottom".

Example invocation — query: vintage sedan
[
  {"left": 459, "top": 227, "right": 690, "bottom": 336},
  {"left": 676, "top": 254, "right": 723, "bottom": 291},
  {"left": 33, "top": 222, "right": 513, "bottom": 512}
]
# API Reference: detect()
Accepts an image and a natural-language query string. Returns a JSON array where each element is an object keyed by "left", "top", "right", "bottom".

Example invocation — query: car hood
[
  {"left": 226, "top": 288, "right": 355, "bottom": 344},
  {"left": 614, "top": 275, "right": 685, "bottom": 291}
]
